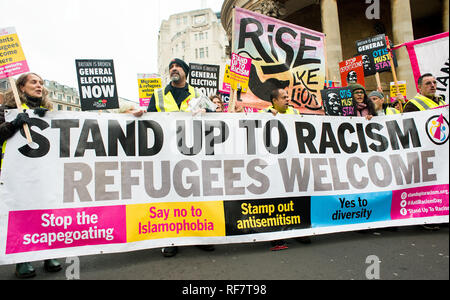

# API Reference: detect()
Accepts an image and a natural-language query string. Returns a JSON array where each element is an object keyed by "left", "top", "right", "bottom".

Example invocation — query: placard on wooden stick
[{"left": 0, "top": 27, "right": 32, "bottom": 143}]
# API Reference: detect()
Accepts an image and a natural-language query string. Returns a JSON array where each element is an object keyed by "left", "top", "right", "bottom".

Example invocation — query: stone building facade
[
  {"left": 158, "top": 8, "right": 229, "bottom": 86},
  {"left": 221, "top": 0, "right": 449, "bottom": 98},
  {"left": 44, "top": 80, "right": 81, "bottom": 111},
  {"left": 0, "top": 78, "right": 81, "bottom": 111}
]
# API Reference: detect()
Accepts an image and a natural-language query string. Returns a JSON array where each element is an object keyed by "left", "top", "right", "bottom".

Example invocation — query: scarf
[
  {"left": 356, "top": 103, "right": 370, "bottom": 117},
  {"left": 24, "top": 94, "right": 43, "bottom": 109}
]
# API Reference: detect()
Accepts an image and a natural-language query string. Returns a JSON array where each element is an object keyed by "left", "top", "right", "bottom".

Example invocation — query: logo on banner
[{"left": 426, "top": 114, "right": 449, "bottom": 145}]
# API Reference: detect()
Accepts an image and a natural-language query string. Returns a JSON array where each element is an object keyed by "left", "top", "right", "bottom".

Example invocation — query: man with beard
[
  {"left": 145, "top": 59, "right": 215, "bottom": 257},
  {"left": 147, "top": 58, "right": 200, "bottom": 112}
]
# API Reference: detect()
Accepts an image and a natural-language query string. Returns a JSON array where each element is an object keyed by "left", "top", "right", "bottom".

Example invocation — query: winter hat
[
  {"left": 349, "top": 83, "right": 366, "bottom": 94},
  {"left": 368, "top": 91, "right": 385, "bottom": 99},
  {"left": 169, "top": 58, "right": 190, "bottom": 77}
]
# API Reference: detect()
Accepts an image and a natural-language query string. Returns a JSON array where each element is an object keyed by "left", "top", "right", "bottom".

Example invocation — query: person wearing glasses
[{"left": 350, "top": 84, "right": 376, "bottom": 120}]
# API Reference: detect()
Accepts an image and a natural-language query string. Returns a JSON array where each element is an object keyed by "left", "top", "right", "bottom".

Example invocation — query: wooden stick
[
  {"left": 385, "top": 36, "right": 404, "bottom": 113},
  {"left": 374, "top": 72, "right": 388, "bottom": 104},
  {"left": 229, "top": 88, "right": 237, "bottom": 113},
  {"left": 8, "top": 77, "right": 33, "bottom": 143},
  {"left": 323, "top": 34, "right": 330, "bottom": 83},
  {"left": 375, "top": 72, "right": 382, "bottom": 91}
]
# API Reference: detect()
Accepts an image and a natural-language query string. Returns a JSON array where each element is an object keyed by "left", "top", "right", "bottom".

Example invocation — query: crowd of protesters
[{"left": 0, "top": 57, "right": 447, "bottom": 278}]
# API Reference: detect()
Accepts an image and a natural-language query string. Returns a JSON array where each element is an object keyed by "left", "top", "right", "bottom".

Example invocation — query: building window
[
  {"left": 183, "top": 16, "right": 188, "bottom": 25},
  {"left": 58, "top": 104, "right": 63, "bottom": 111},
  {"left": 195, "top": 48, "right": 198, "bottom": 59},
  {"left": 199, "top": 48, "right": 204, "bottom": 58}
]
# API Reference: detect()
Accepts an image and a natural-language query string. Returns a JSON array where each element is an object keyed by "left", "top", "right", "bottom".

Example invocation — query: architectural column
[
  {"left": 444, "top": 0, "right": 449, "bottom": 32},
  {"left": 320, "top": 0, "right": 343, "bottom": 83},
  {"left": 390, "top": 0, "right": 417, "bottom": 98}
]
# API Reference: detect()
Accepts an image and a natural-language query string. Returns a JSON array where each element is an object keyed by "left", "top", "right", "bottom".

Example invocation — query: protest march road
[{"left": 0, "top": 225, "right": 448, "bottom": 280}]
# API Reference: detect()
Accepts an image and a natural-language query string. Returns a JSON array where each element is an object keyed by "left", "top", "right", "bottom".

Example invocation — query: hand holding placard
[{"left": 0, "top": 27, "right": 32, "bottom": 143}]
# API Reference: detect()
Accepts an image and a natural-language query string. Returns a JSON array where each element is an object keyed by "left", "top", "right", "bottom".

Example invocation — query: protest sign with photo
[
  {"left": 321, "top": 87, "right": 355, "bottom": 116},
  {"left": 339, "top": 56, "right": 365, "bottom": 87},
  {"left": 189, "top": 63, "right": 220, "bottom": 97},
  {"left": 138, "top": 74, "right": 162, "bottom": 107},
  {"left": 0, "top": 109, "right": 447, "bottom": 264},
  {"left": 356, "top": 34, "right": 397, "bottom": 76},
  {"left": 0, "top": 27, "right": 29, "bottom": 79},
  {"left": 75, "top": 59, "right": 119, "bottom": 111},
  {"left": 232, "top": 7, "right": 326, "bottom": 114}
]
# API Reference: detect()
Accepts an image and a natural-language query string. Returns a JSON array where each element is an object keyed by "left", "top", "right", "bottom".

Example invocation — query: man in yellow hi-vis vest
[
  {"left": 259, "top": 88, "right": 300, "bottom": 115},
  {"left": 147, "top": 58, "right": 200, "bottom": 112},
  {"left": 145, "top": 59, "right": 215, "bottom": 257},
  {"left": 404, "top": 73, "right": 446, "bottom": 232},
  {"left": 403, "top": 73, "right": 447, "bottom": 112}
]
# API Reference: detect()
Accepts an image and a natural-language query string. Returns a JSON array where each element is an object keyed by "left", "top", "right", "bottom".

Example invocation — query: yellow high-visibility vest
[
  {"left": 154, "top": 85, "right": 199, "bottom": 112},
  {"left": 259, "top": 106, "right": 300, "bottom": 115},
  {"left": 385, "top": 107, "right": 400, "bottom": 115},
  {"left": 408, "top": 94, "right": 446, "bottom": 111}
]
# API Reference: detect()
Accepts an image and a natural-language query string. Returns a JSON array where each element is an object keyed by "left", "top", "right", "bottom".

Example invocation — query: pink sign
[
  {"left": 6, "top": 206, "right": 127, "bottom": 254},
  {"left": 140, "top": 98, "right": 151, "bottom": 107},
  {"left": 229, "top": 53, "right": 252, "bottom": 92},
  {"left": 230, "top": 53, "right": 252, "bottom": 77},
  {"left": 391, "top": 185, "right": 449, "bottom": 220},
  {"left": 0, "top": 27, "right": 29, "bottom": 79}
]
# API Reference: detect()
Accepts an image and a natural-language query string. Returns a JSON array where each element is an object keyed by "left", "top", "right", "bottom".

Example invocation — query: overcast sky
[{"left": 0, "top": 0, "right": 224, "bottom": 102}]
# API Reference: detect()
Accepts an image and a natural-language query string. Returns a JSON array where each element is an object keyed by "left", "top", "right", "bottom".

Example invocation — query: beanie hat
[
  {"left": 349, "top": 83, "right": 366, "bottom": 94},
  {"left": 368, "top": 91, "right": 385, "bottom": 99},
  {"left": 169, "top": 58, "right": 190, "bottom": 78}
]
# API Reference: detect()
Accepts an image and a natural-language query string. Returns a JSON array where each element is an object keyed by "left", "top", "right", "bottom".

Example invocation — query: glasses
[{"left": 354, "top": 91, "right": 365, "bottom": 95}]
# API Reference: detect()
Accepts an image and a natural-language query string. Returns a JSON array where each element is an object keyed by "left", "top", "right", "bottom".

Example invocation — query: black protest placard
[
  {"left": 321, "top": 87, "right": 356, "bottom": 117},
  {"left": 189, "top": 63, "right": 220, "bottom": 97},
  {"left": 356, "top": 34, "right": 397, "bottom": 76},
  {"left": 223, "top": 197, "right": 311, "bottom": 236},
  {"left": 75, "top": 59, "right": 119, "bottom": 111}
]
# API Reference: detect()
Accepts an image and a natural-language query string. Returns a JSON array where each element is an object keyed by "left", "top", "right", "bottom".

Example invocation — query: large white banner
[
  {"left": 0, "top": 109, "right": 448, "bottom": 265},
  {"left": 395, "top": 32, "right": 449, "bottom": 103}
]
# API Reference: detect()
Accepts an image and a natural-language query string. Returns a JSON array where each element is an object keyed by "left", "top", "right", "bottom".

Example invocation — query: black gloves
[
  {"left": 10, "top": 113, "right": 30, "bottom": 129},
  {"left": 34, "top": 108, "right": 48, "bottom": 118}
]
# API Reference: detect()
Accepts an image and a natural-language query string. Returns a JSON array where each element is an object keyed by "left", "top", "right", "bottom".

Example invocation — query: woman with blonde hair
[{"left": 0, "top": 72, "right": 62, "bottom": 278}]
